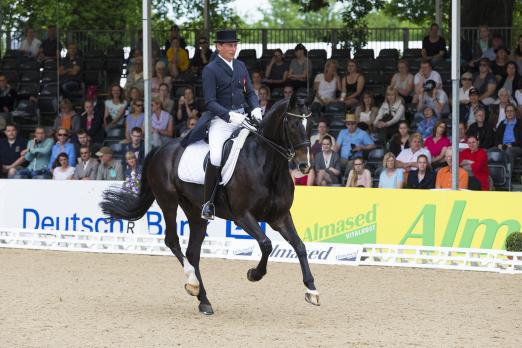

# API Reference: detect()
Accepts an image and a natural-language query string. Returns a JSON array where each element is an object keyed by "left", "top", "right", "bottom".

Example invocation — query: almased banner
[{"left": 292, "top": 187, "right": 522, "bottom": 250}]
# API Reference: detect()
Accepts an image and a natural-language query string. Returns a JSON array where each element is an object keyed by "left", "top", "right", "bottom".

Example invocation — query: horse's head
[{"left": 284, "top": 94, "right": 312, "bottom": 174}]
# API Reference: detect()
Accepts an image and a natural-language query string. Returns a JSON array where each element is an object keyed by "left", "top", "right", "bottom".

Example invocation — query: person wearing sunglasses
[
  {"left": 124, "top": 99, "right": 145, "bottom": 143},
  {"left": 48, "top": 128, "right": 76, "bottom": 170},
  {"left": 472, "top": 58, "right": 497, "bottom": 105},
  {"left": 191, "top": 36, "right": 213, "bottom": 77},
  {"left": 459, "top": 72, "right": 474, "bottom": 106},
  {"left": 73, "top": 145, "right": 99, "bottom": 180}
]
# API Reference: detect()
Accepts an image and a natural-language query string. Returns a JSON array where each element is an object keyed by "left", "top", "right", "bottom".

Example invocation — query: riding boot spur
[{"left": 201, "top": 164, "right": 221, "bottom": 220}]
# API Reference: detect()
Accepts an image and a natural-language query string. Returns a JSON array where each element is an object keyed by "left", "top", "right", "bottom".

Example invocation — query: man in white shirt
[
  {"left": 413, "top": 60, "right": 442, "bottom": 103},
  {"left": 19, "top": 28, "right": 42, "bottom": 58}
]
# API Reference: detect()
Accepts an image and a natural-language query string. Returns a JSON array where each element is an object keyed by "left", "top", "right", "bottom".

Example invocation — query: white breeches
[{"left": 208, "top": 116, "right": 241, "bottom": 166}]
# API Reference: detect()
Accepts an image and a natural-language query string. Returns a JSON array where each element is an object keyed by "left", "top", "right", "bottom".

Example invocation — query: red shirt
[
  {"left": 425, "top": 135, "right": 451, "bottom": 158},
  {"left": 459, "top": 148, "right": 489, "bottom": 191}
]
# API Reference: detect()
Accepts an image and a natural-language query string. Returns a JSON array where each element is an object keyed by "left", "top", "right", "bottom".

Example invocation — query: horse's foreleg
[
  {"left": 235, "top": 213, "right": 272, "bottom": 282},
  {"left": 270, "top": 213, "right": 320, "bottom": 306}
]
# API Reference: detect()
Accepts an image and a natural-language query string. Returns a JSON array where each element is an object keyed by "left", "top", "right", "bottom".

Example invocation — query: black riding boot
[{"left": 201, "top": 164, "right": 220, "bottom": 220}]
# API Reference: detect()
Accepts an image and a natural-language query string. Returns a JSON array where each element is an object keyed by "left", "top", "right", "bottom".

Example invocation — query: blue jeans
[{"left": 15, "top": 168, "right": 51, "bottom": 179}]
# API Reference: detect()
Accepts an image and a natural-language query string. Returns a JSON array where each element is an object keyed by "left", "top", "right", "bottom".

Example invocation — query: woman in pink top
[
  {"left": 346, "top": 157, "right": 372, "bottom": 188},
  {"left": 424, "top": 121, "right": 451, "bottom": 168}
]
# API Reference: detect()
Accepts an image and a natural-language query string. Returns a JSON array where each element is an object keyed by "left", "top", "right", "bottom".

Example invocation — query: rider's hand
[
  {"left": 229, "top": 111, "right": 246, "bottom": 125},
  {"left": 251, "top": 107, "right": 263, "bottom": 122}
]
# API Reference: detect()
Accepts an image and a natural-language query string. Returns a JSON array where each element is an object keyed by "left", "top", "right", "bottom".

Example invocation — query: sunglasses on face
[
  {"left": 57, "top": 133, "right": 67, "bottom": 137},
  {"left": 462, "top": 78, "right": 471, "bottom": 81}
]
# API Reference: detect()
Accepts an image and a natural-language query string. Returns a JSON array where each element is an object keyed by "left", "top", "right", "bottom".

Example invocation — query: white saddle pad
[{"left": 178, "top": 128, "right": 250, "bottom": 185}]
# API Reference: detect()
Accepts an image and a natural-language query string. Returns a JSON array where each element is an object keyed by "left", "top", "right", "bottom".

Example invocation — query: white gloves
[
  {"left": 251, "top": 107, "right": 263, "bottom": 122},
  {"left": 229, "top": 111, "right": 246, "bottom": 125}
]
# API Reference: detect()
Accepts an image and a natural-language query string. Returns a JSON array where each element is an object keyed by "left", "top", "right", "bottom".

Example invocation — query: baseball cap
[
  {"left": 469, "top": 87, "right": 480, "bottom": 96},
  {"left": 423, "top": 79, "right": 436, "bottom": 92}
]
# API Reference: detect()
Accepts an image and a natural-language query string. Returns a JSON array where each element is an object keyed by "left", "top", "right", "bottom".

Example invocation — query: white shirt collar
[{"left": 218, "top": 54, "right": 234, "bottom": 71}]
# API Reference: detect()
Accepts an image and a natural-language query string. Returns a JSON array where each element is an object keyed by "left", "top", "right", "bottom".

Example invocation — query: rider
[{"left": 195, "top": 29, "right": 262, "bottom": 220}]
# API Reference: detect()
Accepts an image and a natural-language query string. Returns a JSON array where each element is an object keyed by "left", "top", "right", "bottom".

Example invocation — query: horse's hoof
[
  {"left": 247, "top": 268, "right": 262, "bottom": 282},
  {"left": 184, "top": 283, "right": 200, "bottom": 296},
  {"left": 305, "top": 291, "right": 320, "bottom": 306},
  {"left": 199, "top": 303, "right": 214, "bottom": 315}
]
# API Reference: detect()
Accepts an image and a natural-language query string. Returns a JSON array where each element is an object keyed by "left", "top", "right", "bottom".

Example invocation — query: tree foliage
[{"left": 168, "top": 0, "right": 244, "bottom": 30}]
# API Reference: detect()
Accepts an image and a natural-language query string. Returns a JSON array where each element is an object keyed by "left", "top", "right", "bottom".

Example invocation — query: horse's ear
[{"left": 289, "top": 91, "right": 297, "bottom": 108}]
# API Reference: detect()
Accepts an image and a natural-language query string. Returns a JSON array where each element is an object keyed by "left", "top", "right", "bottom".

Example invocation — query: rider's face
[{"left": 217, "top": 42, "right": 237, "bottom": 61}]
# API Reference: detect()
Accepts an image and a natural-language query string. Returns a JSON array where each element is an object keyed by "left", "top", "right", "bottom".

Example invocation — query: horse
[{"left": 100, "top": 93, "right": 319, "bottom": 315}]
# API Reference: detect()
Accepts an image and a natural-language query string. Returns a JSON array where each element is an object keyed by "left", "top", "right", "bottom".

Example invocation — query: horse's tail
[{"left": 100, "top": 147, "right": 159, "bottom": 221}]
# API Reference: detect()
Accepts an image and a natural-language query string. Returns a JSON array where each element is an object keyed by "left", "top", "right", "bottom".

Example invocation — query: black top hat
[{"left": 215, "top": 30, "right": 240, "bottom": 43}]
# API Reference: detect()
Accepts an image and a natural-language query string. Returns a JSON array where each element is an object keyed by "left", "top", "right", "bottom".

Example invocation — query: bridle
[{"left": 242, "top": 109, "right": 312, "bottom": 162}]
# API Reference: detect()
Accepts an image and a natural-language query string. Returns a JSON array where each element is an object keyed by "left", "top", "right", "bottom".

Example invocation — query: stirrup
[{"left": 201, "top": 201, "right": 215, "bottom": 220}]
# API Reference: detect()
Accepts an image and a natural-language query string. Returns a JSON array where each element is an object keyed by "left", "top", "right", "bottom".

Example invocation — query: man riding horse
[{"left": 183, "top": 29, "right": 263, "bottom": 220}]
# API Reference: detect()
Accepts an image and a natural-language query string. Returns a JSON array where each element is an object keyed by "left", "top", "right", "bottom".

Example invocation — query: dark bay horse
[{"left": 100, "top": 94, "right": 319, "bottom": 315}]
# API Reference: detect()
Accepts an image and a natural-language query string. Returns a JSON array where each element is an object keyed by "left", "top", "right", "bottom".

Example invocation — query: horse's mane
[{"left": 260, "top": 97, "right": 289, "bottom": 128}]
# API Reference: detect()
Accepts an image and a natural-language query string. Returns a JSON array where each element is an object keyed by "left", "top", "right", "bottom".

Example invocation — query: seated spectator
[
  {"left": 495, "top": 103, "right": 522, "bottom": 170},
  {"left": 54, "top": 99, "right": 80, "bottom": 133},
  {"left": 498, "top": 61, "right": 521, "bottom": 99},
  {"left": 416, "top": 106, "right": 439, "bottom": 139},
  {"left": 416, "top": 79, "right": 450, "bottom": 119},
  {"left": 125, "top": 87, "right": 142, "bottom": 115},
  {"left": 179, "top": 116, "right": 198, "bottom": 139},
  {"left": 123, "top": 151, "right": 142, "bottom": 194},
  {"left": 390, "top": 59, "right": 414, "bottom": 103},
  {"left": 151, "top": 97, "right": 174, "bottom": 147},
  {"left": 335, "top": 113, "right": 375, "bottom": 173},
  {"left": 472, "top": 58, "right": 497, "bottom": 105},
  {"left": 175, "top": 87, "right": 199, "bottom": 136},
  {"left": 314, "top": 135, "right": 341, "bottom": 186},
  {"left": 164, "top": 24, "right": 187, "bottom": 50},
  {"left": 251, "top": 71, "right": 263, "bottom": 98},
  {"left": 104, "top": 84, "right": 127, "bottom": 129},
  {"left": 458, "top": 122, "right": 469, "bottom": 150},
  {"left": 52, "top": 152, "right": 75, "bottom": 180},
  {"left": 469, "top": 25, "right": 491, "bottom": 67},
  {"left": 79, "top": 100, "right": 105, "bottom": 145},
  {"left": 481, "top": 34, "right": 504, "bottom": 62},
  {"left": 311, "top": 59, "right": 342, "bottom": 119},
  {"left": 125, "top": 99, "right": 145, "bottom": 143},
  {"left": 341, "top": 59, "right": 365, "bottom": 109},
  {"left": 15, "top": 127, "right": 53, "bottom": 179},
  {"left": 489, "top": 88, "right": 515, "bottom": 129},
  {"left": 355, "top": 91, "right": 378, "bottom": 131},
  {"left": 459, "top": 135, "right": 489, "bottom": 191},
  {"left": 191, "top": 36, "right": 212, "bottom": 77},
  {"left": 73, "top": 145, "right": 99, "bottom": 180},
  {"left": 158, "top": 83, "right": 175, "bottom": 116},
  {"left": 345, "top": 157, "right": 371, "bottom": 188},
  {"left": 151, "top": 61, "right": 172, "bottom": 98},
  {"left": 167, "top": 37, "right": 190, "bottom": 80},
  {"left": 374, "top": 87, "right": 405, "bottom": 139},
  {"left": 461, "top": 87, "right": 485, "bottom": 126},
  {"left": 0, "top": 73, "right": 17, "bottom": 128},
  {"left": 287, "top": 43, "right": 312, "bottom": 90},
  {"left": 425, "top": 121, "right": 451, "bottom": 168},
  {"left": 125, "top": 56, "right": 144, "bottom": 93},
  {"left": 413, "top": 60, "right": 442, "bottom": 102},
  {"left": 0, "top": 123, "right": 27, "bottom": 178},
  {"left": 310, "top": 119, "right": 336, "bottom": 155},
  {"left": 406, "top": 154, "right": 435, "bottom": 189},
  {"left": 264, "top": 48, "right": 288, "bottom": 88},
  {"left": 258, "top": 85, "right": 272, "bottom": 115},
  {"left": 49, "top": 128, "right": 75, "bottom": 170},
  {"left": 96, "top": 146, "right": 124, "bottom": 181},
  {"left": 435, "top": 148, "right": 469, "bottom": 189},
  {"left": 378, "top": 152, "right": 404, "bottom": 189},
  {"left": 466, "top": 107, "right": 494, "bottom": 149},
  {"left": 19, "top": 27, "right": 41, "bottom": 58},
  {"left": 75, "top": 129, "right": 99, "bottom": 159},
  {"left": 122, "top": 127, "right": 145, "bottom": 166},
  {"left": 291, "top": 164, "right": 315, "bottom": 186},
  {"left": 491, "top": 47, "right": 509, "bottom": 81},
  {"left": 421, "top": 23, "right": 447, "bottom": 64},
  {"left": 388, "top": 120, "right": 411, "bottom": 157},
  {"left": 514, "top": 35, "right": 522, "bottom": 73},
  {"left": 459, "top": 72, "right": 473, "bottom": 106},
  {"left": 59, "top": 43, "right": 83, "bottom": 96},
  {"left": 396, "top": 132, "right": 432, "bottom": 172},
  {"left": 283, "top": 85, "right": 294, "bottom": 99},
  {"left": 38, "top": 25, "right": 62, "bottom": 60},
  {"left": 133, "top": 30, "right": 161, "bottom": 63}
]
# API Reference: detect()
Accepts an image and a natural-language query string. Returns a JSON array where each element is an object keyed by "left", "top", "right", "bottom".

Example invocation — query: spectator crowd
[{"left": 1, "top": 23, "right": 522, "bottom": 192}]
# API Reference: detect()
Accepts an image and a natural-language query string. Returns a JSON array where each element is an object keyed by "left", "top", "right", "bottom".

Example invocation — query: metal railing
[{"left": 2, "top": 27, "right": 521, "bottom": 58}]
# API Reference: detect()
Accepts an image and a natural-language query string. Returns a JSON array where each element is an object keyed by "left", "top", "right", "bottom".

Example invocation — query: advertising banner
[{"left": 1, "top": 181, "right": 521, "bottom": 251}]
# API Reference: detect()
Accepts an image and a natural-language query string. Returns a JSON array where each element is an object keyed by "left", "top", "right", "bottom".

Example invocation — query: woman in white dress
[{"left": 52, "top": 153, "right": 75, "bottom": 180}]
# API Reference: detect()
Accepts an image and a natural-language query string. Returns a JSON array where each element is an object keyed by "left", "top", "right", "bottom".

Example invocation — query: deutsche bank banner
[{"left": 0, "top": 180, "right": 360, "bottom": 265}]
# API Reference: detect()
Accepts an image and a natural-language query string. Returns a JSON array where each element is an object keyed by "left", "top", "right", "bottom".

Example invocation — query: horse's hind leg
[
  {"left": 157, "top": 196, "right": 184, "bottom": 265},
  {"left": 235, "top": 213, "right": 272, "bottom": 282},
  {"left": 269, "top": 213, "right": 320, "bottom": 306},
  {"left": 179, "top": 199, "right": 214, "bottom": 315}
]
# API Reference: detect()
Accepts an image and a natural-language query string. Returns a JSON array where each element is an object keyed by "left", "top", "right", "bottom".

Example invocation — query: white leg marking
[
  {"left": 306, "top": 288, "right": 319, "bottom": 296},
  {"left": 184, "top": 257, "right": 199, "bottom": 286}
]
